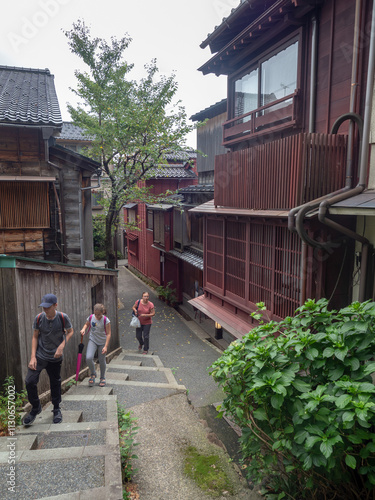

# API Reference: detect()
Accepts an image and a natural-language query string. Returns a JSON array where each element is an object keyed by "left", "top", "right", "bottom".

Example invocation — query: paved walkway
[{"left": 0, "top": 265, "right": 262, "bottom": 500}]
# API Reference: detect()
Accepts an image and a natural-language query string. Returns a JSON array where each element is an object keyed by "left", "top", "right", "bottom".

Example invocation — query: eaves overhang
[
  {"left": 189, "top": 200, "right": 290, "bottom": 218},
  {"left": 188, "top": 295, "right": 253, "bottom": 339},
  {"left": 199, "top": 0, "right": 319, "bottom": 76},
  {"left": 328, "top": 190, "right": 375, "bottom": 216},
  {"left": 49, "top": 145, "right": 101, "bottom": 174}
]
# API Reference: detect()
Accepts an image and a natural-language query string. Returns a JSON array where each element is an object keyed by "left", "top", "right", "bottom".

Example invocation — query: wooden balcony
[
  {"left": 214, "top": 132, "right": 347, "bottom": 210},
  {"left": 223, "top": 91, "right": 299, "bottom": 147}
]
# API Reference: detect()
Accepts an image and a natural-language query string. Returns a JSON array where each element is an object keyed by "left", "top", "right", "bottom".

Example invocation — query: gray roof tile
[
  {"left": 148, "top": 165, "right": 197, "bottom": 179},
  {"left": 179, "top": 184, "right": 214, "bottom": 193},
  {"left": 169, "top": 248, "right": 203, "bottom": 270},
  {"left": 0, "top": 66, "right": 62, "bottom": 127},
  {"left": 59, "top": 121, "right": 93, "bottom": 141},
  {"left": 165, "top": 150, "right": 197, "bottom": 161}
]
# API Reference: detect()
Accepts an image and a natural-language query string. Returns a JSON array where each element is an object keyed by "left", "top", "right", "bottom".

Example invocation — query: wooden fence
[{"left": 0, "top": 255, "right": 119, "bottom": 394}]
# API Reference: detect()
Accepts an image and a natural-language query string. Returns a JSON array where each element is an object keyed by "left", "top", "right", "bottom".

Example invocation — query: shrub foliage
[{"left": 210, "top": 299, "right": 375, "bottom": 500}]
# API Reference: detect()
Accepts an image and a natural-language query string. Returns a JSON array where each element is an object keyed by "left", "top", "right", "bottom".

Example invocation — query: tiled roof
[
  {"left": 58, "top": 122, "right": 93, "bottom": 141},
  {"left": 147, "top": 165, "right": 197, "bottom": 179},
  {"left": 168, "top": 248, "right": 203, "bottom": 270},
  {"left": 0, "top": 66, "right": 62, "bottom": 127},
  {"left": 179, "top": 184, "right": 214, "bottom": 193},
  {"left": 165, "top": 150, "right": 197, "bottom": 161},
  {"left": 190, "top": 99, "right": 227, "bottom": 121}
]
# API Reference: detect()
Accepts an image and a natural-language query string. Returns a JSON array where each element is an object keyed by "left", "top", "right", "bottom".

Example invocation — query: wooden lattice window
[
  {"left": 153, "top": 211, "right": 164, "bottom": 245},
  {"left": 248, "top": 223, "right": 301, "bottom": 318},
  {"left": 0, "top": 181, "right": 50, "bottom": 229},
  {"left": 226, "top": 221, "right": 246, "bottom": 298},
  {"left": 274, "top": 225, "right": 301, "bottom": 318},
  {"left": 248, "top": 223, "right": 273, "bottom": 307},
  {"left": 206, "top": 218, "right": 224, "bottom": 290}
]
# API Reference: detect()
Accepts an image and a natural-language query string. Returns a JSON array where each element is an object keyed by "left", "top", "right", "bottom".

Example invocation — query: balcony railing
[
  {"left": 214, "top": 132, "right": 347, "bottom": 210},
  {"left": 223, "top": 91, "right": 299, "bottom": 146}
]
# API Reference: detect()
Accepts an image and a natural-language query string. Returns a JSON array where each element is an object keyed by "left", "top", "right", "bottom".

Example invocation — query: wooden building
[
  {"left": 189, "top": 0, "right": 374, "bottom": 342},
  {"left": 0, "top": 66, "right": 100, "bottom": 265},
  {"left": 190, "top": 99, "right": 228, "bottom": 184},
  {"left": 125, "top": 156, "right": 198, "bottom": 294}
]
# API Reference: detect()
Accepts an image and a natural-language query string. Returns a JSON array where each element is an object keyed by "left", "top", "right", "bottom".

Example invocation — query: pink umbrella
[{"left": 75, "top": 334, "right": 85, "bottom": 382}]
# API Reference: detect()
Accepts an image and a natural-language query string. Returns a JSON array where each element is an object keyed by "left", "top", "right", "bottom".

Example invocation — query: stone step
[
  {"left": 19, "top": 410, "right": 83, "bottom": 428},
  {"left": 67, "top": 385, "right": 114, "bottom": 396},
  {"left": 0, "top": 434, "right": 37, "bottom": 452},
  {"left": 101, "top": 371, "right": 129, "bottom": 381},
  {"left": 112, "top": 359, "right": 142, "bottom": 366}
]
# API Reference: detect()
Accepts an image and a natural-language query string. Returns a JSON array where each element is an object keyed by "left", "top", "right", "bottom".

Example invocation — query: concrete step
[
  {"left": 19, "top": 410, "right": 83, "bottom": 428},
  {"left": 67, "top": 384, "right": 114, "bottom": 396},
  {"left": 99, "top": 371, "right": 129, "bottom": 381},
  {"left": 0, "top": 433, "right": 37, "bottom": 452}
]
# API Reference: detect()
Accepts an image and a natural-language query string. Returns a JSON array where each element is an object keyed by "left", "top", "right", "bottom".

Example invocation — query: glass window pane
[
  {"left": 234, "top": 68, "right": 258, "bottom": 117},
  {"left": 261, "top": 41, "right": 298, "bottom": 106}
]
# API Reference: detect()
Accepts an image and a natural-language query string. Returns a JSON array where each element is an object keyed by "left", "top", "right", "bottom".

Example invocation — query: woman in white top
[{"left": 81, "top": 303, "right": 111, "bottom": 387}]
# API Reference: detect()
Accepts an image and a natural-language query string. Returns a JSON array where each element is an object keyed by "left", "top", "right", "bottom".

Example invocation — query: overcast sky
[{"left": 1, "top": 0, "right": 236, "bottom": 147}]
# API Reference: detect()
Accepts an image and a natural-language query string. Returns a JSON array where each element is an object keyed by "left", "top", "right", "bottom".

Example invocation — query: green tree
[{"left": 65, "top": 20, "right": 195, "bottom": 269}]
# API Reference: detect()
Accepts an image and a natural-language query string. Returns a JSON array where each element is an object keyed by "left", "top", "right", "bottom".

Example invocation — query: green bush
[
  {"left": 210, "top": 299, "right": 375, "bottom": 500},
  {"left": 117, "top": 404, "right": 139, "bottom": 490},
  {"left": 93, "top": 214, "right": 106, "bottom": 253},
  {"left": 0, "top": 376, "right": 27, "bottom": 435}
]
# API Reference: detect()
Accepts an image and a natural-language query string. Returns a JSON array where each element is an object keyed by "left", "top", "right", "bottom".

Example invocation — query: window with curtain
[{"left": 233, "top": 38, "right": 299, "bottom": 121}]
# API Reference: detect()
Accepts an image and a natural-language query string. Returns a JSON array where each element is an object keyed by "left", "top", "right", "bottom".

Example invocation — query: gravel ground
[
  {"left": 36, "top": 429, "right": 106, "bottom": 449},
  {"left": 0, "top": 457, "right": 105, "bottom": 500},
  {"left": 131, "top": 392, "right": 258, "bottom": 500},
  {"left": 60, "top": 400, "right": 107, "bottom": 422},
  {"left": 114, "top": 384, "right": 181, "bottom": 409}
]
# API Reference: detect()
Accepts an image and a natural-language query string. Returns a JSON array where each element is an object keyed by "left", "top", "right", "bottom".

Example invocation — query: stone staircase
[{"left": 0, "top": 350, "right": 186, "bottom": 500}]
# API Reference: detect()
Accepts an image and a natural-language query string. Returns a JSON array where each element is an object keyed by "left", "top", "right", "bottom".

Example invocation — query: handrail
[{"left": 224, "top": 90, "right": 297, "bottom": 127}]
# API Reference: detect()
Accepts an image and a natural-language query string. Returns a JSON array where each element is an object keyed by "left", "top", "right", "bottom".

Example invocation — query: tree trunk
[{"left": 105, "top": 215, "right": 116, "bottom": 270}]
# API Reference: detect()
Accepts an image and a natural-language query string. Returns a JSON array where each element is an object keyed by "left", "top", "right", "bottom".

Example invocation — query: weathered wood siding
[
  {"left": 0, "top": 127, "right": 44, "bottom": 162},
  {"left": 197, "top": 111, "right": 227, "bottom": 178},
  {"left": 315, "top": 0, "right": 363, "bottom": 134},
  {"left": 0, "top": 256, "right": 119, "bottom": 392}
]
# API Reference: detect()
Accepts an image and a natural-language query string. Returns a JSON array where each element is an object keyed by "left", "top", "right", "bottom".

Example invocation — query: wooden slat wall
[
  {"left": 0, "top": 259, "right": 119, "bottom": 392},
  {"left": 0, "top": 127, "right": 43, "bottom": 162},
  {"left": 0, "top": 182, "right": 50, "bottom": 228},
  {"left": 214, "top": 132, "right": 347, "bottom": 209},
  {"left": 197, "top": 112, "right": 227, "bottom": 174}
]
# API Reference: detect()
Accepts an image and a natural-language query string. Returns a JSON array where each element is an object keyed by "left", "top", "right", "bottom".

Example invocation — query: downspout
[
  {"left": 289, "top": 0, "right": 364, "bottom": 238},
  {"left": 318, "top": 0, "right": 375, "bottom": 301},
  {"left": 79, "top": 173, "right": 101, "bottom": 266},
  {"left": 48, "top": 161, "right": 67, "bottom": 263},
  {"left": 291, "top": 0, "right": 375, "bottom": 302},
  {"left": 301, "top": 14, "right": 319, "bottom": 304}
]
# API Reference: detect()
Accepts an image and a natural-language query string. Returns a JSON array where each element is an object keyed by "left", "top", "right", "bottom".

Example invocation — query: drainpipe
[
  {"left": 292, "top": 0, "right": 375, "bottom": 301},
  {"left": 309, "top": 15, "right": 318, "bottom": 133},
  {"left": 48, "top": 161, "right": 67, "bottom": 263},
  {"left": 300, "top": 14, "right": 318, "bottom": 304},
  {"left": 318, "top": 1, "right": 375, "bottom": 300},
  {"left": 79, "top": 173, "right": 101, "bottom": 266}
]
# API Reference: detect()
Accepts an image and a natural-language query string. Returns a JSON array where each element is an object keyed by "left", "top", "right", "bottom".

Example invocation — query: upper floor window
[
  {"left": 235, "top": 40, "right": 298, "bottom": 118},
  {"left": 225, "top": 35, "right": 301, "bottom": 145}
]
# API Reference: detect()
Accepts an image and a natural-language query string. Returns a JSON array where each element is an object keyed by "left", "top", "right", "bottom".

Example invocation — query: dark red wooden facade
[
  {"left": 191, "top": 0, "right": 371, "bottom": 338},
  {"left": 126, "top": 175, "right": 197, "bottom": 291}
]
